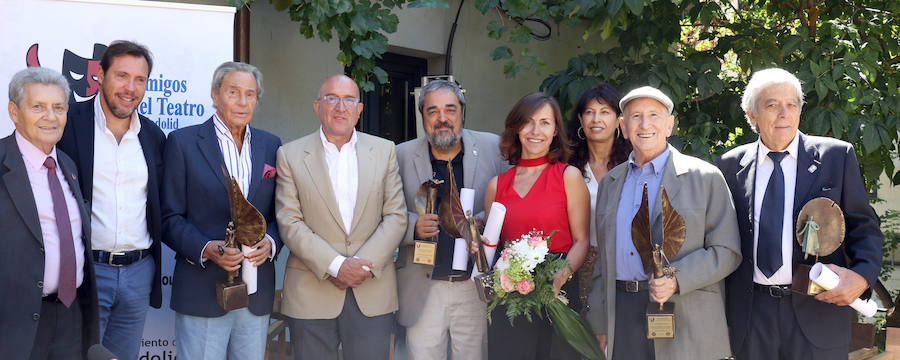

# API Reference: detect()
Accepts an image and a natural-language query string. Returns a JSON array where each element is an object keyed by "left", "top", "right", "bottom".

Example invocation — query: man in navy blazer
[
  {"left": 56, "top": 41, "right": 165, "bottom": 360},
  {"left": 717, "top": 68, "right": 883, "bottom": 359},
  {"left": 162, "top": 61, "right": 282, "bottom": 360}
]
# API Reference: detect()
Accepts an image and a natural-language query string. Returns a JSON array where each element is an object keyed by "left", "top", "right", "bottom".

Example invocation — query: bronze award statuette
[
  {"left": 413, "top": 178, "right": 443, "bottom": 266},
  {"left": 790, "top": 197, "right": 846, "bottom": 296},
  {"left": 632, "top": 184, "right": 686, "bottom": 339},
  {"left": 437, "top": 162, "right": 493, "bottom": 302},
  {"left": 216, "top": 167, "right": 267, "bottom": 311}
]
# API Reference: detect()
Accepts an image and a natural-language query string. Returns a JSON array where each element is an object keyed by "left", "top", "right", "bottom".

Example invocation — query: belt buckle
[
  {"left": 626, "top": 281, "right": 639, "bottom": 293},
  {"left": 109, "top": 252, "right": 126, "bottom": 267},
  {"left": 768, "top": 285, "right": 786, "bottom": 298}
]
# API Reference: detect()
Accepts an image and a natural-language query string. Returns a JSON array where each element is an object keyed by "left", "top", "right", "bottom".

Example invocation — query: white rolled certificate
[
  {"left": 241, "top": 244, "right": 258, "bottom": 295},
  {"left": 809, "top": 262, "right": 877, "bottom": 317},
  {"left": 460, "top": 188, "right": 475, "bottom": 218},
  {"left": 452, "top": 238, "right": 469, "bottom": 271},
  {"left": 482, "top": 202, "right": 506, "bottom": 268}
]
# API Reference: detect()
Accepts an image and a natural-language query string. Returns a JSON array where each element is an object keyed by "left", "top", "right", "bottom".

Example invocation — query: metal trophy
[
  {"left": 413, "top": 178, "right": 444, "bottom": 266},
  {"left": 437, "top": 162, "right": 493, "bottom": 302},
  {"left": 790, "top": 197, "right": 846, "bottom": 295},
  {"left": 216, "top": 166, "right": 267, "bottom": 311},
  {"left": 632, "top": 184, "right": 685, "bottom": 339}
]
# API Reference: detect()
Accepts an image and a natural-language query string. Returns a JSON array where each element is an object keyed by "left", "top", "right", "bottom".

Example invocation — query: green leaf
[
  {"left": 504, "top": 61, "right": 523, "bottom": 78},
  {"left": 624, "top": 0, "right": 644, "bottom": 15},
  {"left": 408, "top": 0, "right": 449, "bottom": 8},
  {"left": 491, "top": 46, "right": 513, "bottom": 60},
  {"left": 862, "top": 124, "right": 880, "bottom": 154},
  {"left": 372, "top": 66, "right": 388, "bottom": 85},
  {"left": 487, "top": 20, "right": 507, "bottom": 40},
  {"left": 473, "top": 0, "right": 499, "bottom": 13},
  {"left": 269, "top": 0, "right": 293, "bottom": 11},
  {"left": 606, "top": 0, "right": 623, "bottom": 15},
  {"left": 810, "top": 61, "right": 821, "bottom": 77},
  {"left": 815, "top": 79, "right": 827, "bottom": 102}
]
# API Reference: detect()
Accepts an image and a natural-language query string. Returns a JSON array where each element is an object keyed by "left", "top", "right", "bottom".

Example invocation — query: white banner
[{"left": 0, "top": 0, "right": 235, "bottom": 358}]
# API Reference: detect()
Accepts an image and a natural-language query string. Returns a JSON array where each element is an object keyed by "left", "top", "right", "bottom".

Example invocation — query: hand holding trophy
[
  {"left": 217, "top": 166, "right": 267, "bottom": 311},
  {"left": 632, "top": 184, "right": 685, "bottom": 339}
]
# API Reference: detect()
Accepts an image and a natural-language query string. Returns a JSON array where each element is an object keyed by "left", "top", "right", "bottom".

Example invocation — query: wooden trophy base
[
  {"left": 647, "top": 302, "right": 676, "bottom": 339},
  {"left": 473, "top": 272, "right": 495, "bottom": 303},
  {"left": 413, "top": 240, "right": 437, "bottom": 266},
  {"left": 791, "top": 263, "right": 826, "bottom": 296},
  {"left": 217, "top": 280, "right": 249, "bottom": 311}
]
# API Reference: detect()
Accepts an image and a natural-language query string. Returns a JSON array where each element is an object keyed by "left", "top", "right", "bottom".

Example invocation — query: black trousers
[
  {"left": 612, "top": 289, "right": 654, "bottom": 360},
  {"left": 735, "top": 286, "right": 846, "bottom": 360},
  {"left": 29, "top": 296, "right": 83, "bottom": 360},
  {"left": 487, "top": 278, "right": 580, "bottom": 360},
  {"left": 288, "top": 290, "right": 395, "bottom": 360}
]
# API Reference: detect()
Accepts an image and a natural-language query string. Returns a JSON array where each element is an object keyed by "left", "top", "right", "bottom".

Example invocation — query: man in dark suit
[
  {"left": 0, "top": 67, "right": 98, "bottom": 359},
  {"left": 56, "top": 40, "right": 165, "bottom": 360},
  {"left": 162, "top": 61, "right": 282, "bottom": 360},
  {"left": 717, "top": 67, "right": 883, "bottom": 359}
]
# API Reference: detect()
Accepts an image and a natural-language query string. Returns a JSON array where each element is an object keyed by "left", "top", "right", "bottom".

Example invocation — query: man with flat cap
[{"left": 587, "top": 86, "right": 741, "bottom": 359}]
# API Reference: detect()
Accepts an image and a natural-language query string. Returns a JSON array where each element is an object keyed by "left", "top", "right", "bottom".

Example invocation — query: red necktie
[{"left": 44, "top": 157, "right": 76, "bottom": 307}]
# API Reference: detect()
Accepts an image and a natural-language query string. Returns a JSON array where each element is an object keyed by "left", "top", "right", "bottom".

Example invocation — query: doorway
[{"left": 359, "top": 53, "right": 427, "bottom": 144}]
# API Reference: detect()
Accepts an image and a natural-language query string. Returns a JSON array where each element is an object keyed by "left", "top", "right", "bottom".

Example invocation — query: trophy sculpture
[
  {"left": 790, "top": 197, "right": 846, "bottom": 296},
  {"left": 437, "top": 163, "right": 493, "bottom": 302},
  {"left": 413, "top": 178, "right": 444, "bottom": 265},
  {"left": 632, "top": 184, "right": 685, "bottom": 339},
  {"left": 217, "top": 167, "right": 267, "bottom": 311}
]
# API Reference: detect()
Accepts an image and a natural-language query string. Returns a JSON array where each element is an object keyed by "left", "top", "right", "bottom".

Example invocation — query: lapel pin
[
  {"left": 808, "top": 165, "right": 817, "bottom": 173},
  {"left": 72, "top": 174, "right": 76, "bottom": 180},
  {"left": 473, "top": 150, "right": 478, "bottom": 157}
]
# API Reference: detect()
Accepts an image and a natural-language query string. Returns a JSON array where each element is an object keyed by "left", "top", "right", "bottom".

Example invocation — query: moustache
[{"left": 433, "top": 122, "right": 454, "bottom": 130}]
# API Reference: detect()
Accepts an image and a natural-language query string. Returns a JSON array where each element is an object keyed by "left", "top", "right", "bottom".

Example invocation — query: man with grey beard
[{"left": 395, "top": 80, "right": 507, "bottom": 359}]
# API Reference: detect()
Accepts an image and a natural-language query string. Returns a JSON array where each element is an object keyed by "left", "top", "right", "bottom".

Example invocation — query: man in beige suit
[
  {"left": 587, "top": 86, "right": 741, "bottom": 359},
  {"left": 275, "top": 74, "right": 407, "bottom": 360}
]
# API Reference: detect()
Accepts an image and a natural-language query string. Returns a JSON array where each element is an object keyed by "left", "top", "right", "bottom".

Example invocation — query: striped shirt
[{"left": 213, "top": 114, "right": 252, "bottom": 197}]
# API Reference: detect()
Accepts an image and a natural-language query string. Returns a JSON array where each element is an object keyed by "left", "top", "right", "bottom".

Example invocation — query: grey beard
[{"left": 428, "top": 132, "right": 461, "bottom": 150}]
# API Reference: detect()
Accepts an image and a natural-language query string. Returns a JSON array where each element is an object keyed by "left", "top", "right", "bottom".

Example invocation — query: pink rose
[
  {"left": 516, "top": 278, "right": 535, "bottom": 295},
  {"left": 501, "top": 248, "right": 512, "bottom": 261},
  {"left": 528, "top": 237, "right": 546, "bottom": 248},
  {"left": 500, "top": 272, "right": 515, "bottom": 292}
]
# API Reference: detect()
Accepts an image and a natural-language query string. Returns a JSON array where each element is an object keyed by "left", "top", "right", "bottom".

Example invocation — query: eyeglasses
[{"left": 319, "top": 95, "right": 360, "bottom": 108}]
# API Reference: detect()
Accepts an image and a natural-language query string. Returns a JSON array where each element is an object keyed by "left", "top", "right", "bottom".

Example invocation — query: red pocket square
[{"left": 262, "top": 164, "right": 277, "bottom": 179}]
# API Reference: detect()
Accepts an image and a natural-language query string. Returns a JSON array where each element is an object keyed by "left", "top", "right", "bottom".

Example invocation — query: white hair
[
  {"left": 8, "top": 67, "right": 70, "bottom": 107},
  {"left": 211, "top": 61, "right": 263, "bottom": 100},
  {"left": 741, "top": 68, "right": 804, "bottom": 132}
]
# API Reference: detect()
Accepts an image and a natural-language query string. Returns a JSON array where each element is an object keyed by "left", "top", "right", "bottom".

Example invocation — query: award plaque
[
  {"left": 632, "top": 185, "right": 685, "bottom": 339},
  {"left": 790, "top": 197, "right": 845, "bottom": 296},
  {"left": 413, "top": 179, "right": 443, "bottom": 266},
  {"left": 216, "top": 167, "right": 266, "bottom": 311}
]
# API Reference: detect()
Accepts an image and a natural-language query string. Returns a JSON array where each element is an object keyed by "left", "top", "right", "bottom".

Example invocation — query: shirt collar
[
  {"left": 93, "top": 95, "right": 142, "bottom": 137},
  {"left": 428, "top": 139, "right": 464, "bottom": 164},
  {"left": 15, "top": 130, "right": 57, "bottom": 171},
  {"left": 319, "top": 126, "right": 358, "bottom": 152},
  {"left": 756, "top": 130, "right": 800, "bottom": 161},
  {"left": 213, "top": 113, "right": 252, "bottom": 146},
  {"left": 627, "top": 145, "right": 671, "bottom": 176}
]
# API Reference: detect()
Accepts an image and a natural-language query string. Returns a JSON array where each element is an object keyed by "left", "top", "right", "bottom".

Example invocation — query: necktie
[
  {"left": 44, "top": 157, "right": 76, "bottom": 307},
  {"left": 758, "top": 151, "right": 787, "bottom": 278}
]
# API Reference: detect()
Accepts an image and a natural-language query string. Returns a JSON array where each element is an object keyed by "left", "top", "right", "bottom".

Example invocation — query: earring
[
  {"left": 577, "top": 126, "right": 586, "bottom": 140},
  {"left": 614, "top": 126, "right": 620, "bottom": 139}
]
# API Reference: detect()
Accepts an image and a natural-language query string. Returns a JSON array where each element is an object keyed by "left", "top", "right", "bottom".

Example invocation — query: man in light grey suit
[
  {"left": 395, "top": 80, "right": 507, "bottom": 359},
  {"left": 587, "top": 86, "right": 741, "bottom": 359}
]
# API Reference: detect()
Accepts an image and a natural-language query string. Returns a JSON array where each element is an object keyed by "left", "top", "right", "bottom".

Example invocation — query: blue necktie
[{"left": 758, "top": 151, "right": 787, "bottom": 278}]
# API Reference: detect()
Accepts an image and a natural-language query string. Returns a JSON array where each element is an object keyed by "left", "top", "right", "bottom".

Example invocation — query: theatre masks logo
[{"left": 26, "top": 43, "right": 107, "bottom": 103}]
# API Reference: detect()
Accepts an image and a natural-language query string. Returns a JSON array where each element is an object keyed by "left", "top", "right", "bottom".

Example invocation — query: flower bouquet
[{"left": 489, "top": 230, "right": 605, "bottom": 360}]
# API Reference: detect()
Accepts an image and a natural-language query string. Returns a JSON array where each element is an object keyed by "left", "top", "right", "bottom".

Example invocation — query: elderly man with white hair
[
  {"left": 716, "top": 68, "right": 883, "bottom": 359},
  {"left": 587, "top": 86, "right": 741, "bottom": 360}
]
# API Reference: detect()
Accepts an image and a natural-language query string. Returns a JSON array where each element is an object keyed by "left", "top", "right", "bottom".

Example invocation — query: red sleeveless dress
[{"left": 494, "top": 160, "right": 573, "bottom": 253}]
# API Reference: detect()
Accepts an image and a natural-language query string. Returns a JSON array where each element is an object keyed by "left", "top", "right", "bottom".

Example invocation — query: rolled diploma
[
  {"left": 460, "top": 188, "right": 475, "bottom": 217},
  {"left": 452, "top": 238, "right": 469, "bottom": 271},
  {"left": 481, "top": 202, "right": 506, "bottom": 267},
  {"left": 241, "top": 244, "right": 258, "bottom": 295},
  {"left": 809, "top": 262, "right": 877, "bottom": 317}
]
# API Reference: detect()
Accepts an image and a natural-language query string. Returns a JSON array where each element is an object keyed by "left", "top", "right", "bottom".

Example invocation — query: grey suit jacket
[
  {"left": 394, "top": 129, "right": 508, "bottom": 327},
  {"left": 276, "top": 131, "right": 407, "bottom": 319},
  {"left": 587, "top": 146, "right": 741, "bottom": 359},
  {"left": 0, "top": 134, "right": 98, "bottom": 359}
]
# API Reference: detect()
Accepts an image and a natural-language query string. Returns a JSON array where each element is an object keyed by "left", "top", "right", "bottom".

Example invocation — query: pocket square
[{"left": 263, "top": 164, "right": 277, "bottom": 179}]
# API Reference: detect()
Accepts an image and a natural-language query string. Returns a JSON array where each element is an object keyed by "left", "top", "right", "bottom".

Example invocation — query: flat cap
[{"left": 619, "top": 86, "right": 674, "bottom": 115}]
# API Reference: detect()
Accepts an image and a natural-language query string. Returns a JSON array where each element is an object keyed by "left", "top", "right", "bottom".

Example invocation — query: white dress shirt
[
  {"left": 90, "top": 96, "right": 151, "bottom": 252},
  {"left": 585, "top": 163, "right": 599, "bottom": 252},
  {"left": 753, "top": 131, "right": 800, "bottom": 285},
  {"left": 319, "top": 127, "right": 359, "bottom": 277},
  {"left": 16, "top": 131, "right": 85, "bottom": 296}
]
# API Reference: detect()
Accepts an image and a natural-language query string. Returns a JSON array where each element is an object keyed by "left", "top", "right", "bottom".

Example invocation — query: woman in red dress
[{"left": 483, "top": 92, "right": 590, "bottom": 359}]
